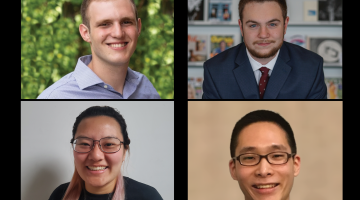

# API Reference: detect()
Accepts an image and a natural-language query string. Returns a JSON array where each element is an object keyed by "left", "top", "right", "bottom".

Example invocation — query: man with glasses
[{"left": 229, "top": 110, "right": 300, "bottom": 200}]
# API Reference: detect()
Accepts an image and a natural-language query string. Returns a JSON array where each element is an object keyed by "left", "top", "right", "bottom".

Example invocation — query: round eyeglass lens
[
  {"left": 74, "top": 138, "right": 93, "bottom": 153},
  {"left": 100, "top": 138, "right": 121, "bottom": 152}
]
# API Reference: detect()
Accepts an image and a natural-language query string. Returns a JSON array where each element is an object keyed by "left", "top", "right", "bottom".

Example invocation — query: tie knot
[{"left": 260, "top": 67, "right": 270, "bottom": 74}]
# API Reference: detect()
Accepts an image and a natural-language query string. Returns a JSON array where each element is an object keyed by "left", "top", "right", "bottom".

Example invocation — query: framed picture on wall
[
  {"left": 208, "top": 0, "right": 232, "bottom": 22},
  {"left": 306, "top": 37, "right": 342, "bottom": 65},
  {"left": 284, "top": 34, "right": 307, "bottom": 49},
  {"left": 325, "top": 77, "right": 342, "bottom": 99},
  {"left": 188, "top": 77, "right": 203, "bottom": 99},
  {"left": 318, "top": 0, "right": 342, "bottom": 21},
  {"left": 188, "top": 34, "right": 208, "bottom": 62},
  {"left": 210, "top": 34, "right": 235, "bottom": 58},
  {"left": 188, "top": 0, "right": 205, "bottom": 21}
]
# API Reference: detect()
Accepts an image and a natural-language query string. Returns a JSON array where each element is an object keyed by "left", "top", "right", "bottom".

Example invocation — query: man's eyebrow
[
  {"left": 245, "top": 19, "right": 281, "bottom": 24},
  {"left": 238, "top": 144, "right": 288, "bottom": 154},
  {"left": 95, "top": 17, "right": 136, "bottom": 24}
]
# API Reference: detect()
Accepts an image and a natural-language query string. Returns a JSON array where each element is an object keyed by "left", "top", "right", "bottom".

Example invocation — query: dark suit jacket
[{"left": 202, "top": 41, "right": 327, "bottom": 99}]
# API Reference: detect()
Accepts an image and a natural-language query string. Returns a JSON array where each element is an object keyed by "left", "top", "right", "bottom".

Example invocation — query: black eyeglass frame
[
  {"left": 70, "top": 136, "right": 124, "bottom": 154},
  {"left": 232, "top": 152, "right": 296, "bottom": 166}
]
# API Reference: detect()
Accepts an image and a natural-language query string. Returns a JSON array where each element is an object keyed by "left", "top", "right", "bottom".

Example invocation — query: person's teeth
[
  {"left": 110, "top": 43, "right": 126, "bottom": 48},
  {"left": 256, "top": 184, "right": 276, "bottom": 189},
  {"left": 88, "top": 166, "right": 107, "bottom": 171}
]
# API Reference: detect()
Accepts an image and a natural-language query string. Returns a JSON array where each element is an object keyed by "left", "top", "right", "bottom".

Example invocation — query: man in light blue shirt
[
  {"left": 37, "top": 55, "right": 160, "bottom": 99},
  {"left": 37, "top": 0, "right": 160, "bottom": 99}
]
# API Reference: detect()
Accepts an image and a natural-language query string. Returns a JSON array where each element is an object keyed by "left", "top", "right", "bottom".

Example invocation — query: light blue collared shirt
[{"left": 37, "top": 55, "right": 160, "bottom": 99}]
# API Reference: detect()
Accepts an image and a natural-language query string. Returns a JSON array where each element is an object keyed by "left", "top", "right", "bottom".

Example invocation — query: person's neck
[
  {"left": 251, "top": 55, "right": 274, "bottom": 65},
  {"left": 85, "top": 179, "right": 116, "bottom": 195},
  {"left": 88, "top": 56, "right": 128, "bottom": 95}
]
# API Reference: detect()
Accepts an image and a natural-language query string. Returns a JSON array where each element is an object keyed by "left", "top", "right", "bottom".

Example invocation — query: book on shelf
[
  {"left": 284, "top": 34, "right": 307, "bottom": 49},
  {"left": 306, "top": 37, "right": 342, "bottom": 65},
  {"left": 188, "top": 34, "right": 208, "bottom": 62},
  {"left": 208, "top": 0, "right": 232, "bottom": 22},
  {"left": 325, "top": 77, "right": 342, "bottom": 99},
  {"left": 318, "top": 0, "right": 342, "bottom": 21},
  {"left": 188, "top": 0, "right": 204, "bottom": 21},
  {"left": 304, "top": 1, "right": 318, "bottom": 21},
  {"left": 188, "top": 77, "right": 203, "bottom": 99},
  {"left": 210, "top": 35, "right": 235, "bottom": 58}
]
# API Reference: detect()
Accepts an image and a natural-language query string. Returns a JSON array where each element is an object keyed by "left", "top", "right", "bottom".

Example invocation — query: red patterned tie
[{"left": 259, "top": 67, "right": 270, "bottom": 99}]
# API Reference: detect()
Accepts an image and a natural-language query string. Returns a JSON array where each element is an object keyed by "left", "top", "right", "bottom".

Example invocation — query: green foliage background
[{"left": 21, "top": 0, "right": 174, "bottom": 99}]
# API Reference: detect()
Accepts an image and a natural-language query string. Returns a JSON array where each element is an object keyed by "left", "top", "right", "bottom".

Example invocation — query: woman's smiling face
[{"left": 73, "top": 115, "right": 126, "bottom": 194}]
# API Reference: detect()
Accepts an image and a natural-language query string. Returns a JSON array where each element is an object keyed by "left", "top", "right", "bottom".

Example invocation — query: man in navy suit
[{"left": 202, "top": 0, "right": 327, "bottom": 99}]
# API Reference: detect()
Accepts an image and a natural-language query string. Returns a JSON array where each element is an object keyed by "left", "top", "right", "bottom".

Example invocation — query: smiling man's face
[
  {"left": 239, "top": 2, "right": 289, "bottom": 65},
  {"left": 229, "top": 122, "right": 300, "bottom": 200},
  {"left": 81, "top": 0, "right": 141, "bottom": 67}
]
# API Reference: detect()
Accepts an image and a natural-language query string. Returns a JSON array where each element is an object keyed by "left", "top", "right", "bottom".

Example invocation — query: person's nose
[
  {"left": 88, "top": 141, "right": 104, "bottom": 160},
  {"left": 255, "top": 157, "right": 274, "bottom": 177},
  {"left": 111, "top": 23, "right": 125, "bottom": 38},
  {"left": 258, "top": 25, "right": 270, "bottom": 39}
]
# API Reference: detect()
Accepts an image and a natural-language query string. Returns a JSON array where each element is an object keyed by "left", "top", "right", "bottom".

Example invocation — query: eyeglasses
[
  {"left": 70, "top": 137, "right": 124, "bottom": 153},
  {"left": 232, "top": 152, "right": 296, "bottom": 166}
]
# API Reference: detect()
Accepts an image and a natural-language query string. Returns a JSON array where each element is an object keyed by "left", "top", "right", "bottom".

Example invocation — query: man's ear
[
  {"left": 79, "top": 24, "right": 91, "bottom": 43},
  {"left": 238, "top": 19, "right": 243, "bottom": 38},
  {"left": 229, "top": 159, "right": 237, "bottom": 180},
  {"left": 137, "top": 18, "right": 142, "bottom": 37},
  {"left": 283, "top": 16, "right": 290, "bottom": 35},
  {"left": 293, "top": 154, "right": 301, "bottom": 177}
]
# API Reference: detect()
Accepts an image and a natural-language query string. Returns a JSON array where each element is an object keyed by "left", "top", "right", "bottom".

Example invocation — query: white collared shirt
[{"left": 246, "top": 48, "right": 280, "bottom": 85}]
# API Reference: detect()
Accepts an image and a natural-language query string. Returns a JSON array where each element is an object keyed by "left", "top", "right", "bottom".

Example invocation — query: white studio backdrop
[{"left": 21, "top": 101, "right": 174, "bottom": 200}]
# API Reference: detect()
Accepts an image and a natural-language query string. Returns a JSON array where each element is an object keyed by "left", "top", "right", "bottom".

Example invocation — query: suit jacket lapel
[
  {"left": 233, "top": 44, "right": 259, "bottom": 99},
  {"left": 264, "top": 43, "right": 292, "bottom": 99}
]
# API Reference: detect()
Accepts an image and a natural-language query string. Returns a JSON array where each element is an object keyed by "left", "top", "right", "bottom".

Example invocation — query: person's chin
[
  {"left": 107, "top": 55, "right": 130, "bottom": 66},
  {"left": 86, "top": 179, "right": 109, "bottom": 189},
  {"left": 247, "top": 192, "right": 280, "bottom": 200}
]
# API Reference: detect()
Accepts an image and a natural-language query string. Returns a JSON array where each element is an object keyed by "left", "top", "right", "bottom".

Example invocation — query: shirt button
[{"left": 104, "top": 85, "right": 108, "bottom": 88}]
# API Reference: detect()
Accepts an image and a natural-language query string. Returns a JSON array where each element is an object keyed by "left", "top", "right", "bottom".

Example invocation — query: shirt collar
[
  {"left": 73, "top": 55, "right": 139, "bottom": 90},
  {"left": 246, "top": 47, "right": 280, "bottom": 72},
  {"left": 125, "top": 66, "right": 139, "bottom": 81},
  {"left": 73, "top": 55, "right": 104, "bottom": 90}
]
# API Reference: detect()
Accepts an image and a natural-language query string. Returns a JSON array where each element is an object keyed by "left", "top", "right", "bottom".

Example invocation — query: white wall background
[{"left": 21, "top": 101, "right": 174, "bottom": 200}]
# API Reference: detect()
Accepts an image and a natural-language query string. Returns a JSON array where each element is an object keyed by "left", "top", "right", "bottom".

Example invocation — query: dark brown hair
[
  {"left": 80, "top": 0, "right": 138, "bottom": 32},
  {"left": 72, "top": 105, "right": 131, "bottom": 147},
  {"left": 238, "top": 0, "right": 287, "bottom": 24}
]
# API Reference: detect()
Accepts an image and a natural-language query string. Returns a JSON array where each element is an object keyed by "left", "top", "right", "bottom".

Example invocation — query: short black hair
[
  {"left": 72, "top": 106, "right": 131, "bottom": 148},
  {"left": 230, "top": 110, "right": 296, "bottom": 158}
]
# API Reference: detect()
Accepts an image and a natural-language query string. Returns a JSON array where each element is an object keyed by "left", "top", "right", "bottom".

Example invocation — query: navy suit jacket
[{"left": 202, "top": 41, "right": 327, "bottom": 99}]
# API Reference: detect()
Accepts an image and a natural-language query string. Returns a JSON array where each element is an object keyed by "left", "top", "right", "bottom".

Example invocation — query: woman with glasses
[{"left": 48, "top": 106, "right": 163, "bottom": 200}]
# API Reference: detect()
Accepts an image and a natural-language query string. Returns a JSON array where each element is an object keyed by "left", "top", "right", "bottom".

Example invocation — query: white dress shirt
[{"left": 246, "top": 48, "right": 280, "bottom": 85}]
